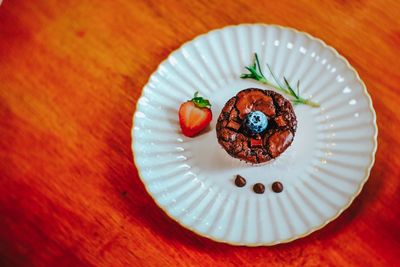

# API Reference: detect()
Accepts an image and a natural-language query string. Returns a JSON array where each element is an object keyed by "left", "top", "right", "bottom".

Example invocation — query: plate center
[{"left": 183, "top": 79, "right": 318, "bottom": 191}]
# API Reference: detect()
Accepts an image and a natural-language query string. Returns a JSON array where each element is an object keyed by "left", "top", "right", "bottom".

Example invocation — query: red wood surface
[{"left": 1, "top": 0, "right": 399, "bottom": 266}]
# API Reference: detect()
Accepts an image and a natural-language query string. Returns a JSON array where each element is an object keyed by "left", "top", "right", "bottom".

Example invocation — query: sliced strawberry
[{"left": 179, "top": 92, "right": 212, "bottom": 137}]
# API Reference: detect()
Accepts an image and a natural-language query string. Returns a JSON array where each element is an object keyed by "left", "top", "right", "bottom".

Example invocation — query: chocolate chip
[
  {"left": 253, "top": 183, "right": 265, "bottom": 194},
  {"left": 234, "top": 175, "right": 246, "bottom": 187},
  {"left": 271, "top": 181, "right": 283, "bottom": 193},
  {"left": 227, "top": 120, "right": 241, "bottom": 130},
  {"left": 250, "top": 138, "right": 263, "bottom": 148}
]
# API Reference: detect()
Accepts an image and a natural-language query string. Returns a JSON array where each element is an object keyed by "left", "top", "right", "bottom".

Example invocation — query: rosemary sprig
[{"left": 240, "top": 53, "right": 320, "bottom": 108}]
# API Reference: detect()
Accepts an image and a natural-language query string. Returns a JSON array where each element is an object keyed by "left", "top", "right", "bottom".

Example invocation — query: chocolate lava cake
[{"left": 216, "top": 88, "right": 297, "bottom": 164}]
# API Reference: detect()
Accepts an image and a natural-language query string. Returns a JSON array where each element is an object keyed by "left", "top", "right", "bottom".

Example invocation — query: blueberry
[{"left": 244, "top": 111, "right": 268, "bottom": 134}]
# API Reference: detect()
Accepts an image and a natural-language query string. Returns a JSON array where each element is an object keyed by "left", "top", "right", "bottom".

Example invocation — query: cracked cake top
[{"left": 216, "top": 88, "right": 297, "bottom": 164}]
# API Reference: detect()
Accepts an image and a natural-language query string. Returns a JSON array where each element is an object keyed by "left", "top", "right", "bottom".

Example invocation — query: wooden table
[{"left": 1, "top": 0, "right": 399, "bottom": 266}]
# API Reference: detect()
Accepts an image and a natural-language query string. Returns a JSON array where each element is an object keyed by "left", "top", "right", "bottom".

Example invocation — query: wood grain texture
[{"left": 1, "top": 0, "right": 399, "bottom": 266}]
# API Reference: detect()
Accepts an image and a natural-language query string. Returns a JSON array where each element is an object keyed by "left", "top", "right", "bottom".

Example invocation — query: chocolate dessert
[{"left": 216, "top": 88, "right": 297, "bottom": 164}]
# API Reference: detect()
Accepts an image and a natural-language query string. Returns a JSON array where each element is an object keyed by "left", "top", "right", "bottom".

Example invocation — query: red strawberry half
[{"left": 179, "top": 92, "right": 212, "bottom": 137}]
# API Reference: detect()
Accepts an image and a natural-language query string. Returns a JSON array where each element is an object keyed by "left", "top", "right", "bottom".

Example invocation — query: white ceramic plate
[{"left": 132, "top": 24, "right": 377, "bottom": 246}]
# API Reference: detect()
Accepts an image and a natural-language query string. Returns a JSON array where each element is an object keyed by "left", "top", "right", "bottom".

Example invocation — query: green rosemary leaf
[
  {"left": 254, "top": 53, "right": 266, "bottom": 79},
  {"left": 283, "top": 77, "right": 299, "bottom": 99},
  {"left": 296, "top": 80, "right": 300, "bottom": 96},
  {"left": 266, "top": 64, "right": 285, "bottom": 89},
  {"left": 240, "top": 53, "right": 320, "bottom": 108}
]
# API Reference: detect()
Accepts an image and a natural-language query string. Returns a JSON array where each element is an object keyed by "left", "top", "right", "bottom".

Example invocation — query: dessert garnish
[
  {"left": 253, "top": 183, "right": 265, "bottom": 194},
  {"left": 250, "top": 138, "right": 263, "bottom": 148},
  {"left": 240, "top": 53, "right": 320, "bottom": 108},
  {"left": 234, "top": 175, "right": 247, "bottom": 187},
  {"left": 179, "top": 92, "right": 212, "bottom": 137},
  {"left": 244, "top": 111, "right": 268, "bottom": 134},
  {"left": 271, "top": 181, "right": 284, "bottom": 193}
]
